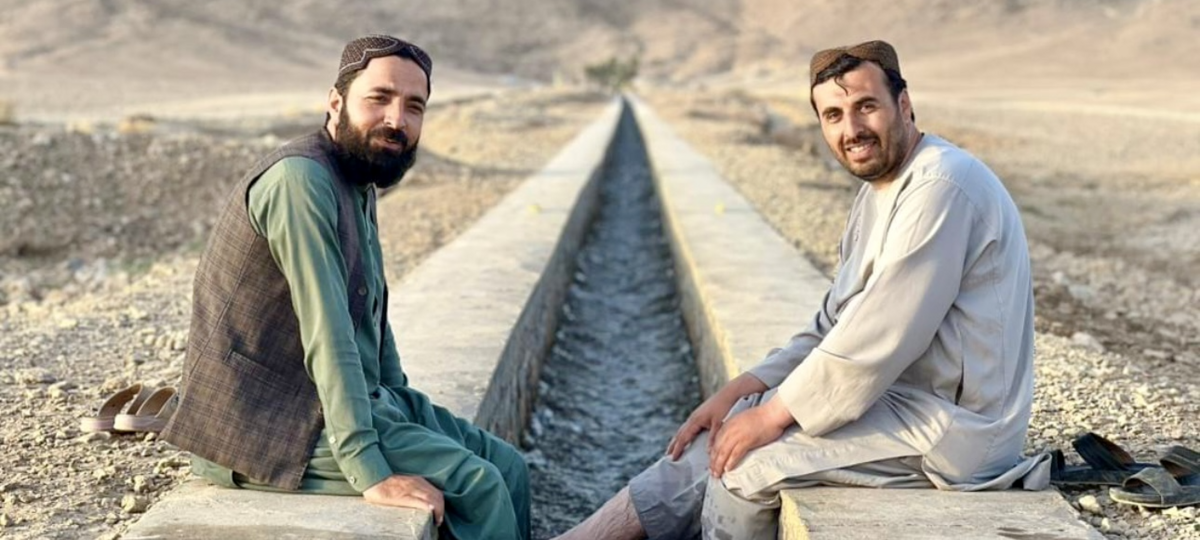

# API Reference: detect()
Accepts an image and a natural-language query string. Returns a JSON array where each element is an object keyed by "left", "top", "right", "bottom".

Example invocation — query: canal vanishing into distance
[{"left": 523, "top": 107, "right": 703, "bottom": 538}]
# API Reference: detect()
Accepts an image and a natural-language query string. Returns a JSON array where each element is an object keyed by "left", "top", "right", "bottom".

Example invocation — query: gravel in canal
[{"left": 523, "top": 108, "right": 703, "bottom": 539}]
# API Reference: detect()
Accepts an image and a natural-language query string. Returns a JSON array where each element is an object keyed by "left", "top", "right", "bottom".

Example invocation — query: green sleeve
[
  {"left": 378, "top": 320, "right": 408, "bottom": 391},
  {"left": 248, "top": 157, "right": 392, "bottom": 492}
]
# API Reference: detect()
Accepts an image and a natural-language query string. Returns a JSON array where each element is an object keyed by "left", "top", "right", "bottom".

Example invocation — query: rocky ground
[
  {"left": 2, "top": 82, "right": 1196, "bottom": 539},
  {"left": 0, "top": 88, "right": 608, "bottom": 540},
  {"left": 642, "top": 88, "right": 1200, "bottom": 540}
]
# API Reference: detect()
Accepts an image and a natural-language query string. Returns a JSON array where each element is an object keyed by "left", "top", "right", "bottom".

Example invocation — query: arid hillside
[{"left": 2, "top": 0, "right": 1197, "bottom": 119}]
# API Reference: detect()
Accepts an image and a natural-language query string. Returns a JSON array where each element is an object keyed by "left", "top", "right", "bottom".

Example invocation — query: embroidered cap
[
  {"left": 809, "top": 40, "right": 901, "bottom": 87},
  {"left": 336, "top": 35, "right": 433, "bottom": 94}
]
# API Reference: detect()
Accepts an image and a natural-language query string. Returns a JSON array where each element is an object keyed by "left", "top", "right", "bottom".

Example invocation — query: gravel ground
[
  {"left": 0, "top": 88, "right": 608, "bottom": 540},
  {"left": 642, "top": 88, "right": 1200, "bottom": 540},
  {"left": 2, "top": 84, "right": 1195, "bottom": 539}
]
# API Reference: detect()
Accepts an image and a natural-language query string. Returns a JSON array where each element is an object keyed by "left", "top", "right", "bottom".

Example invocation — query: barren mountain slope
[{"left": 1, "top": 0, "right": 1196, "bottom": 117}]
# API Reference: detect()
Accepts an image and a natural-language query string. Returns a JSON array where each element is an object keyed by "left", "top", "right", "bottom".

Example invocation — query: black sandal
[
  {"left": 1109, "top": 467, "right": 1200, "bottom": 508},
  {"left": 1050, "top": 432, "right": 1156, "bottom": 487}
]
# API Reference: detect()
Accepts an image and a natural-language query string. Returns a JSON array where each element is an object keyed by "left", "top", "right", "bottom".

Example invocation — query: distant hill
[{"left": 0, "top": 0, "right": 1195, "bottom": 116}]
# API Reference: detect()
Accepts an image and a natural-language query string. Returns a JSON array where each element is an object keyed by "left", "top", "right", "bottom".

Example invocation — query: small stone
[
  {"left": 1041, "top": 427, "right": 1061, "bottom": 439},
  {"left": 0, "top": 513, "right": 10, "bottom": 527},
  {"left": 48, "top": 380, "right": 76, "bottom": 392},
  {"left": 93, "top": 465, "right": 116, "bottom": 480},
  {"left": 1143, "top": 349, "right": 1172, "bottom": 361},
  {"left": 56, "top": 317, "right": 79, "bottom": 329},
  {"left": 77, "top": 431, "right": 112, "bottom": 444},
  {"left": 1100, "top": 517, "right": 1125, "bottom": 534},
  {"left": 1078, "top": 494, "right": 1104, "bottom": 515},
  {"left": 1067, "top": 284, "right": 1094, "bottom": 303},
  {"left": 121, "top": 494, "right": 149, "bottom": 514},
  {"left": 15, "top": 368, "right": 55, "bottom": 385},
  {"left": 1164, "top": 505, "right": 1197, "bottom": 521},
  {"left": 132, "top": 475, "right": 148, "bottom": 494},
  {"left": 1071, "top": 332, "right": 1105, "bottom": 353},
  {"left": 104, "top": 512, "right": 119, "bottom": 524}
]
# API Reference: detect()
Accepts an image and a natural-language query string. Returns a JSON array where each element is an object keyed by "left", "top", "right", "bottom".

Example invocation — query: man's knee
[
  {"left": 493, "top": 439, "right": 530, "bottom": 493},
  {"left": 701, "top": 477, "right": 779, "bottom": 540}
]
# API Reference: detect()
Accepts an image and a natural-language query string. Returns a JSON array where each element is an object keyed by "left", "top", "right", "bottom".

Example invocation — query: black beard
[{"left": 333, "top": 108, "right": 418, "bottom": 189}]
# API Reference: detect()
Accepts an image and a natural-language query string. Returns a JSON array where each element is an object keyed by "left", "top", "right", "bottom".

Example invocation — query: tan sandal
[
  {"left": 80, "top": 383, "right": 152, "bottom": 433},
  {"left": 114, "top": 386, "right": 178, "bottom": 433}
]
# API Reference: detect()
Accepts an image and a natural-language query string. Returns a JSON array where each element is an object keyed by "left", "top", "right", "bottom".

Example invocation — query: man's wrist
[
  {"left": 728, "top": 372, "right": 770, "bottom": 398},
  {"left": 763, "top": 396, "right": 796, "bottom": 429}
]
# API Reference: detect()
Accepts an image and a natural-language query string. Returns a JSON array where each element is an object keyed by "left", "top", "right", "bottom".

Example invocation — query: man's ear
[
  {"left": 898, "top": 89, "right": 914, "bottom": 123},
  {"left": 327, "top": 88, "right": 343, "bottom": 123}
]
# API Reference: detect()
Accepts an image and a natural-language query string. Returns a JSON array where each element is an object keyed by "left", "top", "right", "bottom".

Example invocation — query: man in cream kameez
[{"left": 556, "top": 40, "right": 1047, "bottom": 540}]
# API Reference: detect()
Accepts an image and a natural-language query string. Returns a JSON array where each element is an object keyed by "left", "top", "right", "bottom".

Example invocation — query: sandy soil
[
  {"left": 0, "top": 88, "right": 608, "bottom": 540},
  {"left": 640, "top": 87, "right": 1200, "bottom": 539}
]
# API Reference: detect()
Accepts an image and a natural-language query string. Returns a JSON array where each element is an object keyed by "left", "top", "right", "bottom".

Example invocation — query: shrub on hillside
[{"left": 583, "top": 56, "right": 639, "bottom": 92}]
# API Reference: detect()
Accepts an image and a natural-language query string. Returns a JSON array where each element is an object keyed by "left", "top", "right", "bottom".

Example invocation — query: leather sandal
[
  {"left": 1050, "top": 432, "right": 1156, "bottom": 487},
  {"left": 1160, "top": 445, "right": 1200, "bottom": 477},
  {"left": 80, "top": 383, "right": 153, "bottom": 433},
  {"left": 1109, "top": 467, "right": 1200, "bottom": 508},
  {"left": 114, "top": 386, "right": 178, "bottom": 433}
]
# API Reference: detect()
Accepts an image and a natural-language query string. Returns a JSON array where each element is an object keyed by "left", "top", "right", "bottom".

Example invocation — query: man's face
[
  {"left": 329, "top": 56, "right": 428, "bottom": 183},
  {"left": 811, "top": 62, "right": 913, "bottom": 183}
]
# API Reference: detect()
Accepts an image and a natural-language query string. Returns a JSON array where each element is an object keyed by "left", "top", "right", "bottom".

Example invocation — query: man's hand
[
  {"left": 666, "top": 373, "right": 768, "bottom": 461},
  {"left": 363, "top": 474, "right": 445, "bottom": 526},
  {"left": 708, "top": 397, "right": 794, "bottom": 478}
]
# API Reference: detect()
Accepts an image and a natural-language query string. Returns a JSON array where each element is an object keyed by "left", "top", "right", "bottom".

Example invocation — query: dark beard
[{"left": 333, "top": 107, "right": 418, "bottom": 189}]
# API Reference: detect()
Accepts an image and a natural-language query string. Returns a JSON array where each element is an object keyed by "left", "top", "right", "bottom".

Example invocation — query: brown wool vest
[{"left": 162, "top": 129, "right": 373, "bottom": 489}]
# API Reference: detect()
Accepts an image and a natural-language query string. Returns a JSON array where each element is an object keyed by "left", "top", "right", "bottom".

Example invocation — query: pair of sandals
[
  {"left": 1050, "top": 432, "right": 1200, "bottom": 508},
  {"left": 80, "top": 382, "right": 178, "bottom": 434}
]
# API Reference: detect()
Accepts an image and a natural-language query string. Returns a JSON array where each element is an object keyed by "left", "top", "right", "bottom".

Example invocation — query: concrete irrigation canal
[
  {"left": 523, "top": 107, "right": 702, "bottom": 538},
  {"left": 122, "top": 99, "right": 1100, "bottom": 540}
]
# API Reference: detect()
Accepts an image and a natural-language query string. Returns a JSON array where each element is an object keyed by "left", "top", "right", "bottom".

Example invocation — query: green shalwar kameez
[{"left": 190, "top": 157, "right": 530, "bottom": 540}]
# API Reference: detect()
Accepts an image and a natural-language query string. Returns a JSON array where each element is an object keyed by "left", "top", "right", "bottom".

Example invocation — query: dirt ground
[
  {"left": 0, "top": 88, "right": 608, "bottom": 540},
  {"left": 641, "top": 87, "right": 1200, "bottom": 539},
  {"left": 1, "top": 83, "right": 1196, "bottom": 539}
]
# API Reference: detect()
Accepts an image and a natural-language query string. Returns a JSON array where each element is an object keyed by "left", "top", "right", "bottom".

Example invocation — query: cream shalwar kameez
[{"left": 629, "top": 134, "right": 1049, "bottom": 540}]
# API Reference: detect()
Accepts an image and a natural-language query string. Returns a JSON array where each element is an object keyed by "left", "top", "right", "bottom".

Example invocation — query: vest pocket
[{"left": 223, "top": 348, "right": 293, "bottom": 390}]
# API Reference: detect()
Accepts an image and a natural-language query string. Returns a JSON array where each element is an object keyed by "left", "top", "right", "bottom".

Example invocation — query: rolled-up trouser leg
[
  {"left": 701, "top": 476, "right": 779, "bottom": 540},
  {"left": 628, "top": 434, "right": 711, "bottom": 540}
]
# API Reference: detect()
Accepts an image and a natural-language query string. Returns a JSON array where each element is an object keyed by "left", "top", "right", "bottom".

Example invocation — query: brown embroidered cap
[
  {"left": 336, "top": 35, "right": 433, "bottom": 94},
  {"left": 809, "top": 40, "right": 900, "bottom": 87}
]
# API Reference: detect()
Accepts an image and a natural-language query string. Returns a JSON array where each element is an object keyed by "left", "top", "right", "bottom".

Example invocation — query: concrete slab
[
  {"left": 122, "top": 481, "right": 433, "bottom": 540},
  {"left": 629, "top": 96, "right": 1099, "bottom": 539},
  {"left": 781, "top": 489, "right": 1103, "bottom": 540},
  {"left": 123, "top": 99, "right": 623, "bottom": 540}
]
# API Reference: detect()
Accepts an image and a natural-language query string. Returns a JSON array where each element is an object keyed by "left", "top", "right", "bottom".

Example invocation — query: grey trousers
[{"left": 628, "top": 395, "right": 929, "bottom": 540}]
